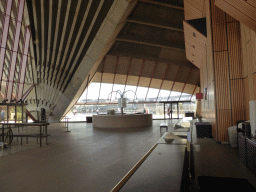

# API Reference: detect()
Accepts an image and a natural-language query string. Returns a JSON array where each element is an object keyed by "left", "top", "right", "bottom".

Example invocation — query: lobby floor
[{"left": 1, "top": 120, "right": 256, "bottom": 191}]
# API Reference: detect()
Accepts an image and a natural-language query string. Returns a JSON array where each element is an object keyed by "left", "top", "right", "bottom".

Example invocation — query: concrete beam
[{"left": 50, "top": 0, "right": 138, "bottom": 122}]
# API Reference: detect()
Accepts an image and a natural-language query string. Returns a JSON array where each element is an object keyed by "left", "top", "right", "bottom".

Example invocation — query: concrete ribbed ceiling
[{"left": 26, "top": 0, "right": 115, "bottom": 91}]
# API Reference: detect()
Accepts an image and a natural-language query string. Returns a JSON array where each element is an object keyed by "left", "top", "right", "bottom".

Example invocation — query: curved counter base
[{"left": 92, "top": 114, "right": 152, "bottom": 129}]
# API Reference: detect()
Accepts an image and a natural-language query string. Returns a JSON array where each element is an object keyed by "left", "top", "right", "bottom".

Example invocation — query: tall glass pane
[
  {"left": 111, "top": 84, "right": 125, "bottom": 103},
  {"left": 155, "top": 102, "right": 164, "bottom": 119},
  {"left": 86, "top": 83, "right": 100, "bottom": 103},
  {"left": 136, "top": 87, "right": 148, "bottom": 102},
  {"left": 123, "top": 85, "right": 137, "bottom": 103},
  {"left": 0, "top": 105, "right": 7, "bottom": 122},
  {"left": 157, "top": 89, "right": 170, "bottom": 101},
  {"left": 16, "top": 105, "right": 22, "bottom": 123},
  {"left": 168, "top": 91, "right": 181, "bottom": 101},
  {"left": 172, "top": 103, "right": 178, "bottom": 119},
  {"left": 98, "top": 83, "right": 113, "bottom": 102},
  {"left": 180, "top": 93, "right": 191, "bottom": 101},
  {"left": 23, "top": 105, "right": 26, "bottom": 123},
  {"left": 179, "top": 103, "right": 184, "bottom": 118},
  {"left": 166, "top": 103, "right": 171, "bottom": 119},
  {"left": 146, "top": 88, "right": 158, "bottom": 102},
  {"left": 8, "top": 105, "right": 15, "bottom": 123}
]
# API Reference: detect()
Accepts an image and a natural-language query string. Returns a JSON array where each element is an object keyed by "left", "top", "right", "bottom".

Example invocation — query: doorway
[{"left": 163, "top": 101, "right": 191, "bottom": 119}]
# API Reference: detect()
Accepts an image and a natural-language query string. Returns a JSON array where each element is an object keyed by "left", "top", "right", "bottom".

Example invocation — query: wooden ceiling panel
[
  {"left": 113, "top": 74, "right": 127, "bottom": 85},
  {"left": 153, "top": 62, "right": 167, "bottom": 79},
  {"left": 126, "top": 75, "right": 139, "bottom": 86},
  {"left": 150, "top": 78, "right": 162, "bottom": 89},
  {"left": 183, "top": 84, "right": 196, "bottom": 94},
  {"left": 172, "top": 82, "right": 184, "bottom": 92},
  {"left": 104, "top": 55, "right": 118, "bottom": 73},
  {"left": 130, "top": 1, "right": 184, "bottom": 29},
  {"left": 116, "top": 56, "right": 130, "bottom": 75},
  {"left": 141, "top": 60, "right": 156, "bottom": 78},
  {"left": 165, "top": 65, "right": 180, "bottom": 81},
  {"left": 161, "top": 80, "right": 174, "bottom": 91},
  {"left": 138, "top": 77, "right": 151, "bottom": 87},
  {"left": 102, "top": 73, "right": 114, "bottom": 84},
  {"left": 158, "top": 48, "right": 186, "bottom": 61},
  {"left": 129, "top": 58, "right": 144, "bottom": 77},
  {"left": 91, "top": 72, "right": 101, "bottom": 82}
]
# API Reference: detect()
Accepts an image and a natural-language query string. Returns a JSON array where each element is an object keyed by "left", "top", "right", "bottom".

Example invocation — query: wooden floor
[{"left": 0, "top": 119, "right": 256, "bottom": 191}]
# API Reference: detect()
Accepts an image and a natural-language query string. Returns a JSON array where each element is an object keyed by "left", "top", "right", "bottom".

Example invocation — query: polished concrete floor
[{"left": 0, "top": 120, "right": 256, "bottom": 192}]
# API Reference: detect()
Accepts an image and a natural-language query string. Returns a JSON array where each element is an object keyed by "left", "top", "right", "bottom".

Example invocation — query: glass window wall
[{"left": 64, "top": 83, "right": 195, "bottom": 121}]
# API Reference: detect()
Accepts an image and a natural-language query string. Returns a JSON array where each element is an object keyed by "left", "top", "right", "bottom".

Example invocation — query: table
[
  {"left": 1, "top": 122, "right": 49, "bottom": 147},
  {"left": 63, "top": 117, "right": 71, "bottom": 132},
  {"left": 119, "top": 144, "right": 187, "bottom": 192}
]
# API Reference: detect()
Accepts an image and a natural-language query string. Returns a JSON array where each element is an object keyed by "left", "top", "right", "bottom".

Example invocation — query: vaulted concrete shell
[{"left": 0, "top": 0, "right": 200, "bottom": 122}]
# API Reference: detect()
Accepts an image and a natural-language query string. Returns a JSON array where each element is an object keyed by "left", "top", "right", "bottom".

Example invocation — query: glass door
[
  {"left": 172, "top": 103, "right": 178, "bottom": 119},
  {"left": 179, "top": 103, "right": 184, "bottom": 119}
]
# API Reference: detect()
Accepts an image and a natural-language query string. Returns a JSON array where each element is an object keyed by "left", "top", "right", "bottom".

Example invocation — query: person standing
[{"left": 1, "top": 109, "right": 5, "bottom": 122}]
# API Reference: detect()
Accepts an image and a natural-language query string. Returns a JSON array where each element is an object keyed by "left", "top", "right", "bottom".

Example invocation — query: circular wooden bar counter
[{"left": 92, "top": 114, "right": 152, "bottom": 128}]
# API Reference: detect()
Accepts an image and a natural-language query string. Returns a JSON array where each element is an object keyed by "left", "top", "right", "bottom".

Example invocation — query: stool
[{"left": 160, "top": 123, "right": 168, "bottom": 132}]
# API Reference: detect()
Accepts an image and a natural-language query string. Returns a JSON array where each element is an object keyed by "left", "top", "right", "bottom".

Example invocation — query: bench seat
[
  {"left": 13, "top": 133, "right": 51, "bottom": 145},
  {"left": 160, "top": 123, "right": 168, "bottom": 132}
]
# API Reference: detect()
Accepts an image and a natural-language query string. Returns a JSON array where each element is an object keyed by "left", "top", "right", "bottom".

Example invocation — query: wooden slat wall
[
  {"left": 243, "top": 77, "right": 250, "bottom": 120},
  {"left": 197, "top": 0, "right": 217, "bottom": 139},
  {"left": 217, "top": 109, "right": 232, "bottom": 141},
  {"left": 253, "top": 74, "right": 256, "bottom": 100},
  {"left": 226, "top": 22, "right": 243, "bottom": 79},
  {"left": 184, "top": 0, "right": 206, "bottom": 20},
  {"left": 185, "top": 0, "right": 246, "bottom": 142},
  {"left": 215, "top": 0, "right": 256, "bottom": 32},
  {"left": 240, "top": 23, "right": 256, "bottom": 120},
  {"left": 230, "top": 79, "right": 245, "bottom": 125},
  {"left": 214, "top": 51, "right": 231, "bottom": 110},
  {"left": 211, "top": 5, "right": 227, "bottom": 52},
  {"left": 210, "top": 2, "right": 244, "bottom": 142}
]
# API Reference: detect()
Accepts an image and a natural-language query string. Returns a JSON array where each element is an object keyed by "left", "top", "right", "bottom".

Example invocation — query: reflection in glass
[
  {"left": 172, "top": 103, "right": 178, "bottom": 119},
  {"left": 168, "top": 91, "right": 182, "bottom": 101},
  {"left": 146, "top": 88, "right": 158, "bottom": 102},
  {"left": 66, "top": 82, "right": 196, "bottom": 121},
  {"left": 23, "top": 105, "right": 26, "bottom": 123},
  {"left": 16, "top": 106, "right": 22, "bottom": 123},
  {"left": 0, "top": 105, "right": 7, "bottom": 122},
  {"left": 179, "top": 103, "right": 184, "bottom": 118},
  {"left": 8, "top": 106, "right": 15, "bottom": 123},
  {"left": 136, "top": 86, "right": 148, "bottom": 102},
  {"left": 86, "top": 83, "right": 100, "bottom": 103},
  {"left": 179, "top": 93, "right": 191, "bottom": 101},
  {"left": 157, "top": 89, "right": 170, "bottom": 101}
]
